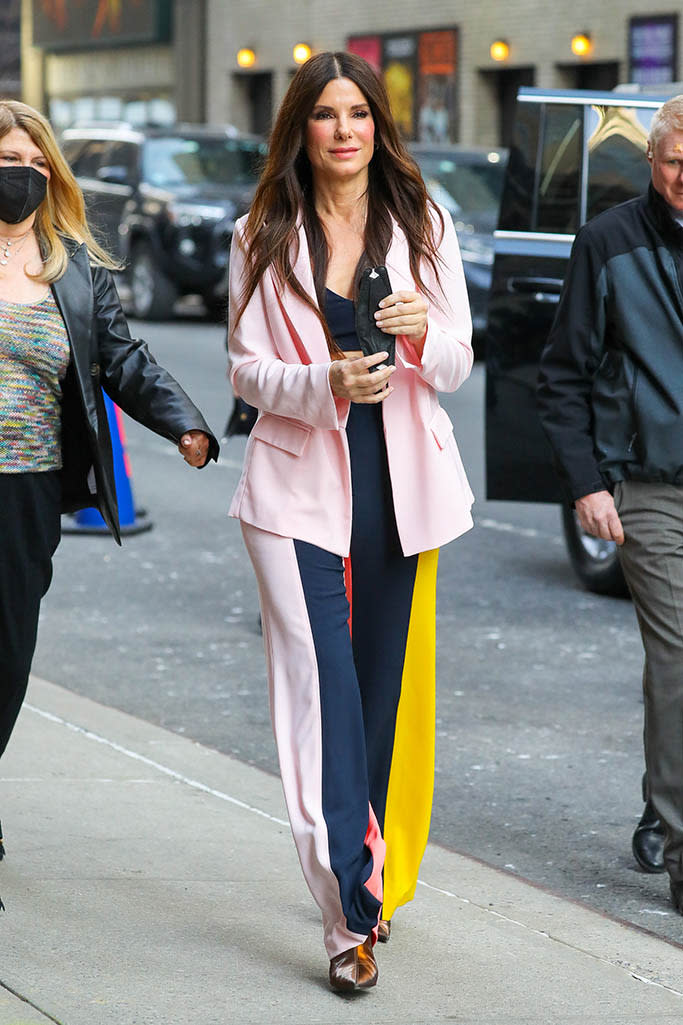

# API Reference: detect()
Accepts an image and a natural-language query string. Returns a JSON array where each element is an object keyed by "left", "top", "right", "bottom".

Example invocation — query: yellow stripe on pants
[{"left": 381, "top": 548, "right": 439, "bottom": 919}]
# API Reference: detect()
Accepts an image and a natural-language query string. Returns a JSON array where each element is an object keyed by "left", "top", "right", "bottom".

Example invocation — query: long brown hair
[
  {"left": 233, "top": 51, "right": 445, "bottom": 355},
  {"left": 0, "top": 100, "right": 120, "bottom": 282}
]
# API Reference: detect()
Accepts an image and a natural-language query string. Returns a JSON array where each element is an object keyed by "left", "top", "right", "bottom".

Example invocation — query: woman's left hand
[
  {"left": 374, "top": 291, "right": 428, "bottom": 338},
  {"left": 178, "top": 430, "right": 210, "bottom": 467}
]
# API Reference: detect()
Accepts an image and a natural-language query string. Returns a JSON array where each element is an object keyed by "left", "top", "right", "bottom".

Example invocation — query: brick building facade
[{"left": 18, "top": 0, "right": 682, "bottom": 143}]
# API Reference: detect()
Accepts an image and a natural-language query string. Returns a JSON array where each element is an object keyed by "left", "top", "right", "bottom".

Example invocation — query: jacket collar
[{"left": 647, "top": 183, "right": 683, "bottom": 247}]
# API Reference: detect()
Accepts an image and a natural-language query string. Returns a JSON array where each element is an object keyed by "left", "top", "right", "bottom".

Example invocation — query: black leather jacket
[{"left": 53, "top": 241, "right": 219, "bottom": 543}]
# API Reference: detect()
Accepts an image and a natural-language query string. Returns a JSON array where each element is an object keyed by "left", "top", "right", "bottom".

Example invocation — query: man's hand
[{"left": 575, "top": 490, "right": 624, "bottom": 545}]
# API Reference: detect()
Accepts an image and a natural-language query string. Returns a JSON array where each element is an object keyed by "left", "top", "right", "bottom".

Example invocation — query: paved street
[{"left": 31, "top": 314, "right": 680, "bottom": 946}]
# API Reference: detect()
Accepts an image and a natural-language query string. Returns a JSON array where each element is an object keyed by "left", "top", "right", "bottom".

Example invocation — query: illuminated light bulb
[
  {"left": 293, "top": 43, "right": 312, "bottom": 65},
  {"left": 571, "top": 33, "right": 592, "bottom": 57},
  {"left": 490, "top": 40, "right": 510, "bottom": 62},
  {"left": 237, "top": 48, "right": 256, "bottom": 68}
]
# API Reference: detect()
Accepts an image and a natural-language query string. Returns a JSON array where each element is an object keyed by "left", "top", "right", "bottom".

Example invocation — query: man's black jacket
[
  {"left": 54, "top": 241, "right": 219, "bottom": 543},
  {"left": 537, "top": 184, "right": 683, "bottom": 502}
]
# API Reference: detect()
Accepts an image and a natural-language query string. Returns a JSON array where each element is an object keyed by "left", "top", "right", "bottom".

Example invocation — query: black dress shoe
[
  {"left": 632, "top": 799, "right": 665, "bottom": 873},
  {"left": 0, "top": 818, "right": 4, "bottom": 861}
]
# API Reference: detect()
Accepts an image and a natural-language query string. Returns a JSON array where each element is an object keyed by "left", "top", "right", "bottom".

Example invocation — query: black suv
[
  {"left": 61, "top": 123, "right": 266, "bottom": 319},
  {"left": 485, "top": 87, "right": 671, "bottom": 594}
]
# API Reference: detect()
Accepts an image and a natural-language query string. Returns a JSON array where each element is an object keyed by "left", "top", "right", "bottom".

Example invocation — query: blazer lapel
[
  {"left": 385, "top": 217, "right": 414, "bottom": 292},
  {"left": 273, "top": 223, "right": 331, "bottom": 364}
]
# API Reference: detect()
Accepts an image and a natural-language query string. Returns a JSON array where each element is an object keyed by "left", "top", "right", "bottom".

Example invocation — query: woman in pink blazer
[{"left": 228, "top": 51, "right": 473, "bottom": 992}]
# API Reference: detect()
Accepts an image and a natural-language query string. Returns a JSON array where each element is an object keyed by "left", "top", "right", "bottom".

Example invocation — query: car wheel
[
  {"left": 129, "top": 243, "right": 178, "bottom": 320},
  {"left": 561, "top": 503, "right": 629, "bottom": 597}
]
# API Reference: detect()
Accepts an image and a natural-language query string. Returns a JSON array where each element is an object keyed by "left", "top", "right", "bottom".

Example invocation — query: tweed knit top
[{"left": 0, "top": 291, "right": 70, "bottom": 471}]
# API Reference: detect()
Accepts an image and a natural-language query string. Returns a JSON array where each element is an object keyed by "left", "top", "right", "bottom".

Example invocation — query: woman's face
[
  {"left": 305, "top": 77, "right": 375, "bottom": 185},
  {"left": 0, "top": 126, "right": 50, "bottom": 181}
]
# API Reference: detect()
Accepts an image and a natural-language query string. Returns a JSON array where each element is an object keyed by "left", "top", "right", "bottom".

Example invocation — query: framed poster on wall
[
  {"left": 417, "top": 29, "right": 458, "bottom": 143},
  {"left": 348, "top": 27, "right": 459, "bottom": 142}
]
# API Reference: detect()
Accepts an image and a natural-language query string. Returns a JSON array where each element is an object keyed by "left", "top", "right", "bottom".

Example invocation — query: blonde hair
[
  {"left": 649, "top": 94, "right": 683, "bottom": 155},
  {"left": 0, "top": 100, "right": 120, "bottom": 281}
]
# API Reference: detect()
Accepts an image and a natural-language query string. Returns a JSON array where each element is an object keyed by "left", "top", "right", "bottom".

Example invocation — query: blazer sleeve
[
  {"left": 228, "top": 222, "right": 345, "bottom": 431},
  {"left": 396, "top": 204, "right": 473, "bottom": 393},
  {"left": 92, "top": 264, "right": 219, "bottom": 463}
]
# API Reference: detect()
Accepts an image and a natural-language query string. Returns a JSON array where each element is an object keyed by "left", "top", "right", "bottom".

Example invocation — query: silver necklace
[{"left": 0, "top": 227, "right": 33, "bottom": 267}]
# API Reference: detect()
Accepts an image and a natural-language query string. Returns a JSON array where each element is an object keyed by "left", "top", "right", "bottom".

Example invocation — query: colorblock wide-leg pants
[{"left": 242, "top": 403, "right": 439, "bottom": 957}]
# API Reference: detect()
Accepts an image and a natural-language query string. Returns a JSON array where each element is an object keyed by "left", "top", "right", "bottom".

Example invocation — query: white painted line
[
  {"left": 24, "top": 703, "right": 290, "bottom": 828},
  {"left": 416, "top": 879, "right": 683, "bottom": 998}
]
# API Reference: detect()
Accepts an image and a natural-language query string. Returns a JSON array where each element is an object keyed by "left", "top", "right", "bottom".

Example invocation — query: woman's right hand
[{"left": 328, "top": 351, "right": 395, "bottom": 403}]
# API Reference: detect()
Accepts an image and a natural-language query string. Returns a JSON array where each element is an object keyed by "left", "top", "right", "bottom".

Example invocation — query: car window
[
  {"left": 536, "top": 104, "right": 582, "bottom": 234},
  {"left": 104, "top": 141, "right": 139, "bottom": 183},
  {"left": 413, "top": 152, "right": 506, "bottom": 232},
  {"left": 497, "top": 102, "right": 539, "bottom": 233},
  {"left": 141, "top": 137, "right": 265, "bottom": 188},
  {"left": 586, "top": 104, "right": 653, "bottom": 222},
  {"left": 68, "top": 140, "right": 111, "bottom": 179},
  {"left": 61, "top": 138, "right": 89, "bottom": 169}
]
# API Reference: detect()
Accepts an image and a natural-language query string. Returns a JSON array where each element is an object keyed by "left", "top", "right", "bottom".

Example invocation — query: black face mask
[{"left": 0, "top": 165, "right": 48, "bottom": 225}]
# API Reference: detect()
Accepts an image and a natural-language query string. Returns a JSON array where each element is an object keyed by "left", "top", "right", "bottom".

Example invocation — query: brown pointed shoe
[
  {"left": 329, "top": 935, "right": 378, "bottom": 992},
  {"left": 377, "top": 918, "right": 391, "bottom": 943}
]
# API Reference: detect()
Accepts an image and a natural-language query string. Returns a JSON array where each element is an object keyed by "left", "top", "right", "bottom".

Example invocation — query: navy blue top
[{"left": 324, "top": 288, "right": 359, "bottom": 352}]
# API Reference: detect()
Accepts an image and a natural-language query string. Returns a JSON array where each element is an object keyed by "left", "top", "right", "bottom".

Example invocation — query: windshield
[
  {"left": 416, "top": 153, "right": 506, "bottom": 227},
  {"left": 142, "top": 136, "right": 265, "bottom": 188}
]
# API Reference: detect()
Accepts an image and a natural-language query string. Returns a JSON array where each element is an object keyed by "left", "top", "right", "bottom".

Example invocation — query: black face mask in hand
[{"left": 0, "top": 166, "right": 48, "bottom": 225}]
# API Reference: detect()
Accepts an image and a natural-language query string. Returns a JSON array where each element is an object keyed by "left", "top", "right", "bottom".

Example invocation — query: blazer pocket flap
[
  {"left": 430, "top": 406, "right": 454, "bottom": 449},
  {"left": 252, "top": 414, "right": 312, "bottom": 456}
]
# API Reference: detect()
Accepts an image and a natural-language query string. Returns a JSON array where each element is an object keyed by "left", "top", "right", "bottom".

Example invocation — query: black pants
[{"left": 0, "top": 471, "right": 61, "bottom": 757}]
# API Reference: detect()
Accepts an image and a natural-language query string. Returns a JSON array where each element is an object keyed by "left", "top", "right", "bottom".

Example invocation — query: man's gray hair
[{"left": 649, "top": 95, "right": 683, "bottom": 152}]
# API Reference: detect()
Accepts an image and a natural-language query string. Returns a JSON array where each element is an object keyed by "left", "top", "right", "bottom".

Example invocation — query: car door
[
  {"left": 94, "top": 140, "right": 139, "bottom": 262},
  {"left": 67, "top": 137, "right": 137, "bottom": 261},
  {"left": 485, "top": 90, "right": 656, "bottom": 504},
  {"left": 486, "top": 96, "right": 581, "bottom": 502}
]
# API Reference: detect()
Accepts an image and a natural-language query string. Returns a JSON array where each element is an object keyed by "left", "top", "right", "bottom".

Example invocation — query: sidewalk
[{"left": 1, "top": 678, "right": 683, "bottom": 1025}]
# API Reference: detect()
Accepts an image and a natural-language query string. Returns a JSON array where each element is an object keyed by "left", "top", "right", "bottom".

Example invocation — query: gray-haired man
[{"left": 538, "top": 94, "right": 683, "bottom": 913}]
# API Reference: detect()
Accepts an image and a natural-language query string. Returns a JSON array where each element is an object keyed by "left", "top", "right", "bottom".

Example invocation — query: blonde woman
[{"left": 0, "top": 101, "right": 218, "bottom": 783}]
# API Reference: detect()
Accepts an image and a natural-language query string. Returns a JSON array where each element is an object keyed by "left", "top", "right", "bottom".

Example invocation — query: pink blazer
[{"left": 228, "top": 205, "right": 474, "bottom": 557}]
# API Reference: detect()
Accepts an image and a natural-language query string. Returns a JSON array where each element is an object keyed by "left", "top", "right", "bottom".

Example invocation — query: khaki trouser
[{"left": 615, "top": 480, "right": 683, "bottom": 882}]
